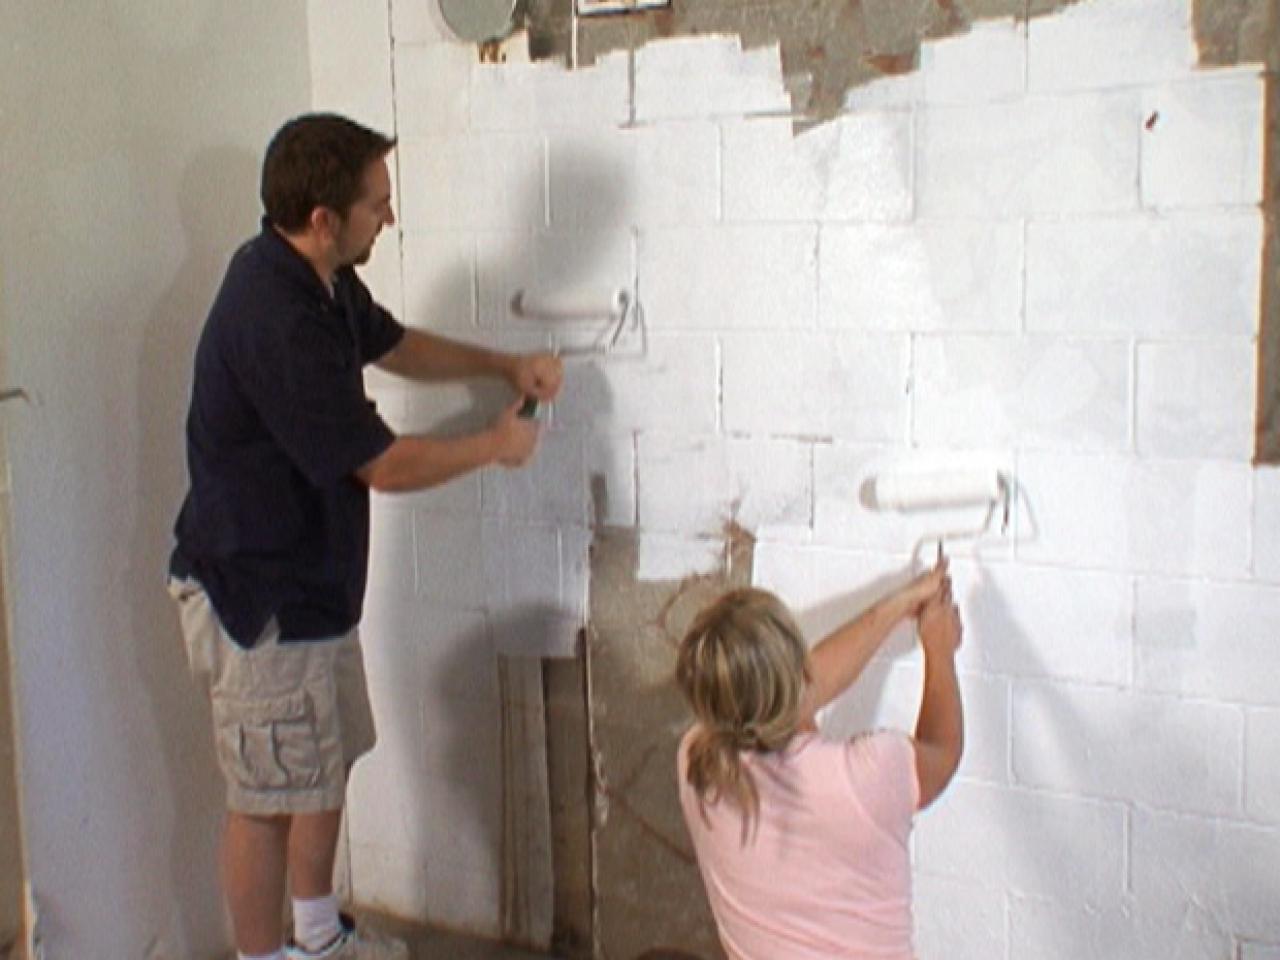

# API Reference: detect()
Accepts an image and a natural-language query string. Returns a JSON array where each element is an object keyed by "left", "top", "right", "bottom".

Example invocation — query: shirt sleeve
[
  {"left": 234, "top": 303, "right": 396, "bottom": 488},
  {"left": 843, "top": 730, "right": 919, "bottom": 839}
]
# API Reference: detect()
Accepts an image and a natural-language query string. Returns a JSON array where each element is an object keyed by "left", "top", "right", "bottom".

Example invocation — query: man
[{"left": 168, "top": 114, "right": 563, "bottom": 960}]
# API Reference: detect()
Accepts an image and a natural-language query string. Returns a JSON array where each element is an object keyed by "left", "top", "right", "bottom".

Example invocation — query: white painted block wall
[{"left": 311, "top": 0, "right": 1278, "bottom": 954}]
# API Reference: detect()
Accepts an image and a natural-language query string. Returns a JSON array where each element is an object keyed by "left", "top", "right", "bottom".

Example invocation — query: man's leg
[
  {"left": 287, "top": 808, "right": 346, "bottom": 953},
  {"left": 288, "top": 808, "right": 343, "bottom": 897},
  {"left": 223, "top": 811, "right": 291, "bottom": 956},
  {"left": 169, "top": 582, "right": 370, "bottom": 955}
]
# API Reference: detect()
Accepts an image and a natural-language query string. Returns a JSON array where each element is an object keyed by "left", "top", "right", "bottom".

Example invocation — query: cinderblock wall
[{"left": 311, "top": 0, "right": 1280, "bottom": 955}]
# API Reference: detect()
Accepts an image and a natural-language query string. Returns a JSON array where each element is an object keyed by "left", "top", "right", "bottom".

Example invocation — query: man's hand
[
  {"left": 490, "top": 395, "right": 540, "bottom": 467},
  {"left": 510, "top": 353, "right": 563, "bottom": 404}
]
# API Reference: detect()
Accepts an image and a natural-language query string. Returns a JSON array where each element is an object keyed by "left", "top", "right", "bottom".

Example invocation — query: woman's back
[{"left": 677, "top": 726, "right": 919, "bottom": 960}]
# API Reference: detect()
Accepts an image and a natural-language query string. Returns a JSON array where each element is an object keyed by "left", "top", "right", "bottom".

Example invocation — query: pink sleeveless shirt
[{"left": 678, "top": 727, "right": 919, "bottom": 960}]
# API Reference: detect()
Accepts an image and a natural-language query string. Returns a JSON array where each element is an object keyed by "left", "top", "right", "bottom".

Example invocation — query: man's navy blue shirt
[{"left": 171, "top": 219, "right": 404, "bottom": 647}]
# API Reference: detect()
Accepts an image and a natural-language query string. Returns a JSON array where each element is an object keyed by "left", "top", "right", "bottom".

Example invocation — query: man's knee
[
  {"left": 289, "top": 807, "right": 344, "bottom": 845},
  {"left": 226, "top": 809, "right": 293, "bottom": 841}
]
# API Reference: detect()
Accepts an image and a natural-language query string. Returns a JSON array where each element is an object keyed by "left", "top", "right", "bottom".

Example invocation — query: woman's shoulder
[
  {"left": 782, "top": 728, "right": 914, "bottom": 783},
  {"left": 838, "top": 729, "right": 920, "bottom": 816},
  {"left": 677, "top": 725, "right": 910, "bottom": 771},
  {"left": 843, "top": 728, "right": 914, "bottom": 765},
  {"left": 788, "top": 727, "right": 910, "bottom": 754}
]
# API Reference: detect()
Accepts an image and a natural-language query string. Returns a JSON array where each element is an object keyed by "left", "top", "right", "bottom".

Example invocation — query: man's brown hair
[{"left": 261, "top": 113, "right": 396, "bottom": 232}]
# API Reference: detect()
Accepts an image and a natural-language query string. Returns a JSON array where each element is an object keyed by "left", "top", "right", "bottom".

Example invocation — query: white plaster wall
[
  {"left": 316, "top": 0, "right": 1280, "bottom": 954},
  {"left": 0, "top": 3, "right": 311, "bottom": 956}
]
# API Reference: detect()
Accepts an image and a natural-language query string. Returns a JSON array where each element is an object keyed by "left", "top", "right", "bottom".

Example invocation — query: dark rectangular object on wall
[
  {"left": 545, "top": 652, "right": 594, "bottom": 959},
  {"left": 1255, "top": 73, "right": 1280, "bottom": 464}
]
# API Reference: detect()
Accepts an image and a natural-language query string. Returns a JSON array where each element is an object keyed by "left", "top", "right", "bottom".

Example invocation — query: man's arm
[
  {"left": 360, "top": 330, "right": 565, "bottom": 492},
  {"left": 356, "top": 395, "right": 536, "bottom": 493},
  {"left": 376, "top": 329, "right": 563, "bottom": 401},
  {"left": 801, "top": 560, "right": 948, "bottom": 724},
  {"left": 914, "top": 583, "right": 964, "bottom": 810},
  {"left": 376, "top": 328, "right": 514, "bottom": 382}
]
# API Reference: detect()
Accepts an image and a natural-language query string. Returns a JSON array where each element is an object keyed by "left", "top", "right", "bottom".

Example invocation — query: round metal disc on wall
[{"left": 438, "top": 0, "right": 520, "bottom": 43}]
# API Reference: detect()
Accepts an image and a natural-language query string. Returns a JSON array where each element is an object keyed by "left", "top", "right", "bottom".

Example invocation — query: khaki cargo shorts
[{"left": 168, "top": 578, "right": 377, "bottom": 816}]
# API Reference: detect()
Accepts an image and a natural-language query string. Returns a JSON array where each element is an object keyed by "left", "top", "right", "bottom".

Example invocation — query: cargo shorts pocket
[{"left": 212, "top": 689, "right": 323, "bottom": 792}]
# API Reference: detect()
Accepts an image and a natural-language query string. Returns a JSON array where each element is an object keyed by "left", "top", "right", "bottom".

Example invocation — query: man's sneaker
[{"left": 285, "top": 912, "right": 410, "bottom": 960}]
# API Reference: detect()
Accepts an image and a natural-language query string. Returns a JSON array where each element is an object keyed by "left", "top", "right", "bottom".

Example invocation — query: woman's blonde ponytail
[{"left": 676, "top": 588, "right": 810, "bottom": 837}]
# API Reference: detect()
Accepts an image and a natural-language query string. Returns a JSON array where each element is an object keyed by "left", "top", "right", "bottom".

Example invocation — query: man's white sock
[{"left": 292, "top": 892, "right": 343, "bottom": 952}]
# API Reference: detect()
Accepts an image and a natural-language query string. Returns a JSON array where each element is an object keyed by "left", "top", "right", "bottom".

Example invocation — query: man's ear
[{"left": 309, "top": 206, "right": 341, "bottom": 242}]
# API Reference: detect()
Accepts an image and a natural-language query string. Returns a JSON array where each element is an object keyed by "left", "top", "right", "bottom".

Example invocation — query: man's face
[{"left": 335, "top": 156, "right": 395, "bottom": 267}]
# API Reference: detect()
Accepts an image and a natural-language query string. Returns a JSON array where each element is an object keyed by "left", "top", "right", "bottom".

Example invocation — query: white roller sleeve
[
  {"left": 512, "top": 287, "right": 627, "bottom": 320},
  {"left": 871, "top": 467, "right": 1002, "bottom": 511}
]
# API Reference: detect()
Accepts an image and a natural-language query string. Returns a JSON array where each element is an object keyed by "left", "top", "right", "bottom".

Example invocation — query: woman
[{"left": 675, "top": 560, "right": 963, "bottom": 960}]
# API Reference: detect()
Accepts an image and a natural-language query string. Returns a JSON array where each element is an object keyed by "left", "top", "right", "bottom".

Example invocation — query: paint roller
[
  {"left": 510, "top": 287, "right": 630, "bottom": 321},
  {"left": 510, "top": 286, "right": 647, "bottom": 417},
  {"left": 869, "top": 466, "right": 1003, "bottom": 512},
  {"left": 864, "top": 464, "right": 1011, "bottom": 564}
]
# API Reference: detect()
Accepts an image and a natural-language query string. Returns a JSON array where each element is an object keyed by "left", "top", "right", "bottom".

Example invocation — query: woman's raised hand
[{"left": 898, "top": 553, "right": 951, "bottom": 617}]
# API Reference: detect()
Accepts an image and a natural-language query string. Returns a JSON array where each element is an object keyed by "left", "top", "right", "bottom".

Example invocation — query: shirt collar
[{"left": 255, "top": 217, "right": 334, "bottom": 303}]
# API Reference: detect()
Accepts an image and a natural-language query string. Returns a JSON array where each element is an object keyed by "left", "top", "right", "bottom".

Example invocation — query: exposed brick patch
[{"left": 583, "top": 525, "right": 753, "bottom": 958}]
